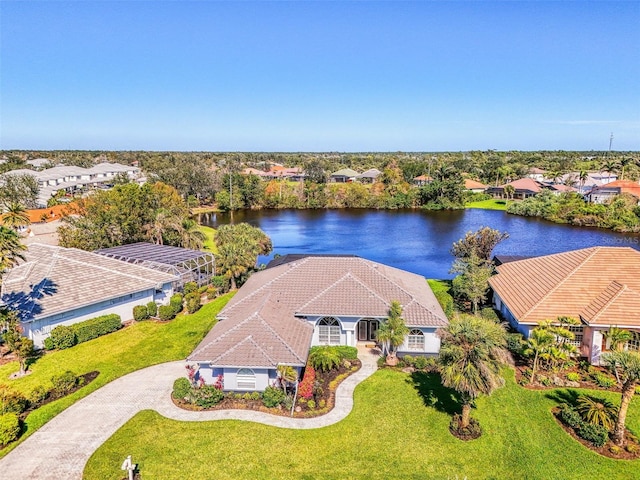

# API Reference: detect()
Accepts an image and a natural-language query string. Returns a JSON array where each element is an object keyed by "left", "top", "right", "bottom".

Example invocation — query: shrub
[
  {"left": 609, "top": 445, "right": 622, "bottom": 455},
  {"left": 334, "top": 346, "right": 358, "bottom": 360},
  {"left": 158, "top": 305, "right": 176, "bottom": 321},
  {"left": 206, "top": 287, "right": 216, "bottom": 300},
  {"left": 0, "top": 413, "right": 20, "bottom": 446},
  {"left": 211, "top": 275, "right": 229, "bottom": 294},
  {"left": 539, "top": 375, "right": 551, "bottom": 387},
  {"left": 192, "top": 385, "right": 224, "bottom": 408},
  {"left": 593, "top": 372, "right": 616, "bottom": 388},
  {"left": 480, "top": 307, "right": 499, "bottom": 323},
  {"left": 413, "top": 356, "right": 428, "bottom": 370},
  {"left": 433, "top": 290, "right": 454, "bottom": 318},
  {"left": 49, "top": 325, "right": 77, "bottom": 350},
  {"left": 133, "top": 305, "right": 149, "bottom": 322},
  {"left": 0, "top": 385, "right": 28, "bottom": 415},
  {"left": 198, "top": 285, "right": 208, "bottom": 294},
  {"left": 307, "top": 399, "right": 316, "bottom": 409},
  {"left": 183, "top": 282, "right": 198, "bottom": 296},
  {"left": 146, "top": 301, "right": 158, "bottom": 317},
  {"left": 262, "top": 386, "right": 286, "bottom": 408},
  {"left": 172, "top": 377, "right": 192, "bottom": 400},
  {"left": 559, "top": 404, "right": 583, "bottom": 429},
  {"left": 51, "top": 371, "right": 80, "bottom": 396},
  {"left": 28, "top": 385, "right": 49, "bottom": 405},
  {"left": 576, "top": 395, "right": 617, "bottom": 430},
  {"left": 185, "top": 292, "right": 201, "bottom": 314},
  {"left": 626, "top": 443, "right": 640, "bottom": 453},
  {"left": 298, "top": 365, "right": 316, "bottom": 399},
  {"left": 318, "top": 399, "right": 326, "bottom": 408},
  {"left": 506, "top": 333, "right": 524, "bottom": 354},
  {"left": 403, "top": 355, "right": 414, "bottom": 367},
  {"left": 170, "top": 293, "right": 184, "bottom": 315},
  {"left": 72, "top": 314, "right": 122, "bottom": 344},
  {"left": 43, "top": 337, "right": 55, "bottom": 351},
  {"left": 566, "top": 372, "right": 581, "bottom": 382},
  {"left": 309, "top": 346, "right": 342, "bottom": 372},
  {"left": 578, "top": 423, "right": 609, "bottom": 447},
  {"left": 250, "top": 392, "right": 261, "bottom": 401}
]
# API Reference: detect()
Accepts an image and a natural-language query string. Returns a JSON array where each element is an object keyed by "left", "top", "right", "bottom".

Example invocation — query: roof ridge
[
  {"left": 258, "top": 317, "right": 304, "bottom": 364},
  {"left": 588, "top": 281, "right": 627, "bottom": 323},
  {"left": 520, "top": 247, "right": 601, "bottom": 321},
  {"left": 190, "top": 313, "right": 260, "bottom": 358}
]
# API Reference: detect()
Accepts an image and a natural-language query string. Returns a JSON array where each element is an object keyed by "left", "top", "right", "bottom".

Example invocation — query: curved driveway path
[{"left": 0, "top": 350, "right": 379, "bottom": 479}]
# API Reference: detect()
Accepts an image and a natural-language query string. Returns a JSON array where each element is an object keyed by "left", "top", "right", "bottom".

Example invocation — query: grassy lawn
[
  {"left": 199, "top": 225, "right": 218, "bottom": 253},
  {"left": 85, "top": 368, "right": 639, "bottom": 480},
  {"left": 427, "top": 278, "right": 452, "bottom": 295},
  {"left": 0, "top": 293, "right": 233, "bottom": 458},
  {"left": 465, "top": 198, "right": 509, "bottom": 210}
]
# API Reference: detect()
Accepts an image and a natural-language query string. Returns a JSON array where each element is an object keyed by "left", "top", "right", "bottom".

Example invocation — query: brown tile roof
[
  {"left": 580, "top": 281, "right": 640, "bottom": 327},
  {"left": 502, "top": 177, "right": 542, "bottom": 192},
  {"left": 591, "top": 179, "right": 640, "bottom": 198},
  {"left": 189, "top": 256, "right": 448, "bottom": 367},
  {"left": 489, "top": 247, "right": 640, "bottom": 325},
  {"left": 1, "top": 244, "right": 179, "bottom": 322},
  {"left": 464, "top": 179, "right": 487, "bottom": 190}
]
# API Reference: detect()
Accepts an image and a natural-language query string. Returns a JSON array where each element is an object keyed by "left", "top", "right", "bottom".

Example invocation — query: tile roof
[
  {"left": 590, "top": 180, "right": 640, "bottom": 198},
  {"left": 580, "top": 281, "right": 640, "bottom": 327},
  {"left": 331, "top": 168, "right": 360, "bottom": 177},
  {"left": 489, "top": 247, "right": 640, "bottom": 325},
  {"left": 1, "top": 244, "right": 178, "bottom": 322},
  {"left": 502, "top": 177, "right": 542, "bottom": 192},
  {"left": 188, "top": 256, "right": 448, "bottom": 367},
  {"left": 464, "top": 179, "right": 487, "bottom": 189}
]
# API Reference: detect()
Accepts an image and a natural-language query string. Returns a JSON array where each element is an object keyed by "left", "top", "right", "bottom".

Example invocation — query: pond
[{"left": 200, "top": 208, "right": 640, "bottom": 279}]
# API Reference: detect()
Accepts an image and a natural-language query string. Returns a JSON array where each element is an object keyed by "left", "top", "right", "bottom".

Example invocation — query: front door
[
  {"left": 358, "top": 319, "right": 380, "bottom": 342},
  {"left": 369, "top": 320, "right": 379, "bottom": 341},
  {"left": 358, "top": 321, "right": 368, "bottom": 341}
]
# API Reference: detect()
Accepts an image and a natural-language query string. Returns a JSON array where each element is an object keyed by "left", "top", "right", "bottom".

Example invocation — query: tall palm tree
[
  {"left": 0, "top": 225, "right": 27, "bottom": 278},
  {"left": 602, "top": 351, "right": 640, "bottom": 446},
  {"left": 1, "top": 202, "right": 30, "bottom": 231},
  {"left": 180, "top": 218, "right": 207, "bottom": 250},
  {"left": 618, "top": 157, "right": 633, "bottom": 181},
  {"left": 143, "top": 210, "right": 181, "bottom": 245},
  {"left": 578, "top": 170, "right": 589, "bottom": 193},
  {"left": 601, "top": 159, "right": 618, "bottom": 182},
  {"left": 437, "top": 315, "right": 508, "bottom": 429}
]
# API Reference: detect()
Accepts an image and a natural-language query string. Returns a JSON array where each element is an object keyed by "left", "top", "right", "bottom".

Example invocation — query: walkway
[{"left": 0, "top": 348, "right": 380, "bottom": 479}]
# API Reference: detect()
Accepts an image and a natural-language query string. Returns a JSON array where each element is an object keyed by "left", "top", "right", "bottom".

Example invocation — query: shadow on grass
[
  {"left": 544, "top": 388, "right": 582, "bottom": 406},
  {"left": 407, "top": 371, "right": 461, "bottom": 415}
]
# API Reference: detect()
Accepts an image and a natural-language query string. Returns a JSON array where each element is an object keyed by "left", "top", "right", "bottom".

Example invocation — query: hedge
[
  {"left": 48, "top": 325, "right": 76, "bottom": 350},
  {"left": 146, "top": 301, "right": 158, "bottom": 317},
  {"left": 433, "top": 290, "right": 454, "bottom": 318},
  {"left": 158, "top": 305, "right": 176, "bottom": 321},
  {"left": 72, "top": 314, "right": 122, "bottom": 344},
  {"left": 0, "top": 413, "right": 20, "bottom": 446},
  {"left": 133, "top": 305, "right": 149, "bottom": 322}
]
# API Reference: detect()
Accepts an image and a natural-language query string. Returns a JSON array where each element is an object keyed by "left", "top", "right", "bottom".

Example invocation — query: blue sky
[{"left": 1, "top": 1, "right": 639, "bottom": 151}]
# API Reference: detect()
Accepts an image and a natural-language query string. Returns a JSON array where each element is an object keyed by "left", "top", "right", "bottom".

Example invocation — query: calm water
[{"left": 200, "top": 209, "right": 640, "bottom": 279}]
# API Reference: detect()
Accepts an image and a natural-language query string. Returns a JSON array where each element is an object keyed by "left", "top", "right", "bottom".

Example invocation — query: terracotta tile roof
[
  {"left": 24, "top": 204, "right": 75, "bottom": 224},
  {"left": 502, "top": 177, "right": 542, "bottom": 192},
  {"left": 549, "top": 184, "right": 578, "bottom": 192},
  {"left": 590, "top": 179, "right": 640, "bottom": 198},
  {"left": 489, "top": 247, "right": 640, "bottom": 325},
  {"left": 464, "top": 179, "right": 487, "bottom": 189},
  {"left": 189, "top": 256, "right": 448, "bottom": 367},
  {"left": 580, "top": 281, "right": 640, "bottom": 327}
]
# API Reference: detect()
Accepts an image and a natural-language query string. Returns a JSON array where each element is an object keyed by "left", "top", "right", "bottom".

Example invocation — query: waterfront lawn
[
  {"left": 465, "top": 198, "right": 508, "bottom": 210},
  {"left": 0, "top": 293, "right": 232, "bottom": 457},
  {"left": 85, "top": 369, "right": 639, "bottom": 480},
  {"left": 200, "top": 225, "right": 218, "bottom": 253}
]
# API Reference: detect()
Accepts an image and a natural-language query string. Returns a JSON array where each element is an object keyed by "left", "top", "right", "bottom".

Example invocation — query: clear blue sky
[{"left": 1, "top": 1, "right": 639, "bottom": 151}]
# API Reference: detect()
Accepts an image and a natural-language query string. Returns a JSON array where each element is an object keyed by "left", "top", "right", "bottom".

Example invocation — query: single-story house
[
  {"left": 464, "top": 179, "right": 487, "bottom": 193},
  {"left": 527, "top": 168, "right": 547, "bottom": 182},
  {"left": 330, "top": 169, "right": 360, "bottom": 183},
  {"left": 489, "top": 246, "right": 640, "bottom": 364},
  {"left": 487, "top": 177, "right": 542, "bottom": 199},
  {"left": 188, "top": 255, "right": 448, "bottom": 391},
  {"left": 413, "top": 175, "right": 433, "bottom": 186},
  {"left": 558, "top": 171, "right": 618, "bottom": 194},
  {"left": 356, "top": 168, "right": 382, "bottom": 183},
  {"left": 586, "top": 180, "right": 640, "bottom": 205},
  {"left": 1, "top": 243, "right": 178, "bottom": 347}
]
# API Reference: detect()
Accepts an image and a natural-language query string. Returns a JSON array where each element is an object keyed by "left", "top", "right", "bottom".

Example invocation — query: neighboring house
[
  {"left": 548, "top": 184, "right": 578, "bottom": 195},
  {"left": 413, "top": 175, "right": 433, "bottom": 186},
  {"left": 464, "top": 179, "right": 487, "bottom": 193},
  {"left": 26, "top": 158, "right": 54, "bottom": 170},
  {"left": 356, "top": 168, "right": 382, "bottom": 183},
  {"left": 188, "top": 255, "right": 448, "bottom": 391},
  {"left": 559, "top": 171, "right": 619, "bottom": 194},
  {"left": 1, "top": 243, "right": 177, "bottom": 348},
  {"left": 487, "top": 178, "right": 542, "bottom": 199},
  {"left": 489, "top": 246, "right": 640, "bottom": 365},
  {"left": 330, "top": 169, "right": 360, "bottom": 183},
  {"left": 586, "top": 180, "right": 640, "bottom": 205},
  {"left": 527, "top": 168, "right": 546, "bottom": 182}
]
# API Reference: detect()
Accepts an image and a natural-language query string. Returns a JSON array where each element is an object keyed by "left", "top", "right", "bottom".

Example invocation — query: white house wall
[
  {"left": 398, "top": 327, "right": 441, "bottom": 355},
  {"left": 196, "top": 366, "right": 278, "bottom": 392},
  {"left": 24, "top": 282, "right": 173, "bottom": 348}
]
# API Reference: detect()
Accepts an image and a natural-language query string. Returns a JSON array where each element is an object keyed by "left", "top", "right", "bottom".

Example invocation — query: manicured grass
[
  {"left": 427, "top": 278, "right": 452, "bottom": 295},
  {"left": 465, "top": 198, "right": 509, "bottom": 210},
  {"left": 85, "top": 368, "right": 639, "bottom": 480},
  {"left": 199, "top": 225, "right": 218, "bottom": 253},
  {"left": 0, "top": 293, "right": 233, "bottom": 458}
]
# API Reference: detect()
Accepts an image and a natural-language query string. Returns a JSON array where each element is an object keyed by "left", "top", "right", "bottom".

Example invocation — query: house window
[
  {"left": 408, "top": 329, "right": 425, "bottom": 351},
  {"left": 567, "top": 325, "right": 583, "bottom": 347},
  {"left": 236, "top": 368, "right": 255, "bottom": 390},
  {"left": 628, "top": 332, "right": 640, "bottom": 352},
  {"left": 318, "top": 317, "right": 341, "bottom": 345}
]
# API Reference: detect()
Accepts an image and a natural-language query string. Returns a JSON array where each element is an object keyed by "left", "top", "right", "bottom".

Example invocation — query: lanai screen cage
[{"left": 96, "top": 242, "right": 215, "bottom": 291}]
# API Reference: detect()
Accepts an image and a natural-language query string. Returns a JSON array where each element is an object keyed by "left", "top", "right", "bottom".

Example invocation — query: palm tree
[
  {"left": 215, "top": 241, "right": 252, "bottom": 290},
  {"left": 604, "top": 326, "right": 632, "bottom": 352},
  {"left": 143, "top": 210, "right": 180, "bottom": 245},
  {"left": 375, "top": 300, "right": 409, "bottom": 365},
  {"left": 578, "top": 170, "right": 589, "bottom": 193},
  {"left": 576, "top": 395, "right": 617, "bottom": 431},
  {"left": 180, "top": 218, "right": 207, "bottom": 250},
  {"left": 618, "top": 157, "right": 633, "bottom": 181},
  {"left": 601, "top": 159, "right": 618, "bottom": 183},
  {"left": 523, "top": 327, "right": 555, "bottom": 384},
  {"left": 437, "top": 315, "right": 508, "bottom": 429},
  {"left": 602, "top": 351, "right": 640, "bottom": 446},
  {"left": 277, "top": 364, "right": 298, "bottom": 395},
  {"left": 0, "top": 226, "right": 27, "bottom": 278},
  {"left": 1, "top": 202, "right": 30, "bottom": 231}
]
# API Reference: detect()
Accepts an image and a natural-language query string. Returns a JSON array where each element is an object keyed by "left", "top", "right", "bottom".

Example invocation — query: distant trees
[{"left": 0, "top": 173, "right": 39, "bottom": 209}]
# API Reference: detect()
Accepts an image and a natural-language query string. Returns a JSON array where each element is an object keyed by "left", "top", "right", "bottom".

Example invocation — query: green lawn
[
  {"left": 85, "top": 369, "right": 639, "bottom": 480},
  {"left": 199, "top": 225, "right": 218, "bottom": 253},
  {"left": 0, "top": 293, "right": 233, "bottom": 458},
  {"left": 465, "top": 199, "right": 509, "bottom": 210}
]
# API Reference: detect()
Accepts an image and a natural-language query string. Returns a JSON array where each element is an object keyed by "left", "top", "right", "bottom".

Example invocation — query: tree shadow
[
  {"left": 545, "top": 388, "right": 582, "bottom": 406},
  {"left": 407, "top": 371, "right": 461, "bottom": 415},
  {"left": 2, "top": 278, "right": 58, "bottom": 321}
]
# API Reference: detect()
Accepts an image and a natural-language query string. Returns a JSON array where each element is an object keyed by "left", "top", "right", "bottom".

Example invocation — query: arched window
[
  {"left": 237, "top": 368, "right": 256, "bottom": 390},
  {"left": 628, "top": 331, "right": 640, "bottom": 352},
  {"left": 318, "top": 317, "right": 341, "bottom": 345},
  {"left": 408, "top": 329, "right": 425, "bottom": 351}
]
